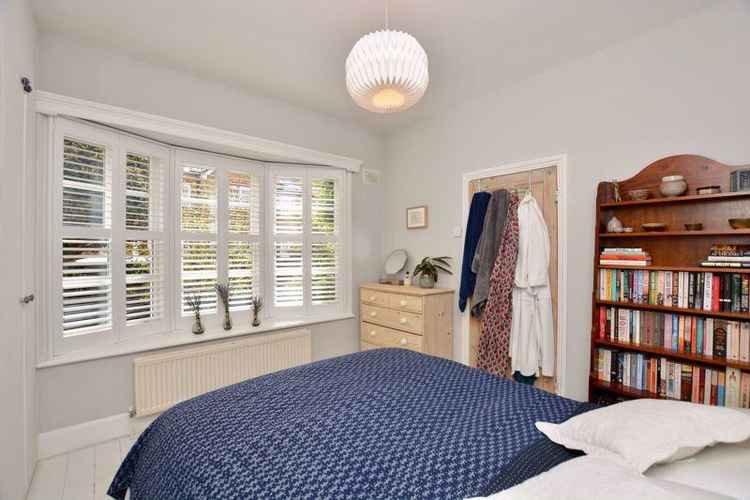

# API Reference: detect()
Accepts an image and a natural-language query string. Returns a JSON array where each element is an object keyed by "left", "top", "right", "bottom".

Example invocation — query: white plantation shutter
[
  {"left": 122, "top": 139, "right": 170, "bottom": 335},
  {"left": 177, "top": 152, "right": 263, "bottom": 325},
  {"left": 311, "top": 242, "right": 338, "bottom": 304},
  {"left": 55, "top": 121, "right": 119, "bottom": 353},
  {"left": 228, "top": 241, "right": 260, "bottom": 310},
  {"left": 61, "top": 238, "right": 112, "bottom": 334},
  {"left": 269, "top": 167, "right": 345, "bottom": 316},
  {"left": 62, "top": 138, "right": 110, "bottom": 228},
  {"left": 180, "top": 240, "right": 217, "bottom": 314},
  {"left": 273, "top": 241, "right": 304, "bottom": 307},
  {"left": 181, "top": 166, "right": 217, "bottom": 232},
  {"left": 125, "top": 240, "right": 164, "bottom": 324}
]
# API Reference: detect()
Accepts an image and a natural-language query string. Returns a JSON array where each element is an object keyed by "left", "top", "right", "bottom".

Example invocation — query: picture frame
[{"left": 406, "top": 205, "right": 428, "bottom": 229}]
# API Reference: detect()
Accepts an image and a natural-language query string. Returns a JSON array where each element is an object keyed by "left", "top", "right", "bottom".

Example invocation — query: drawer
[
  {"left": 360, "top": 304, "right": 423, "bottom": 334},
  {"left": 388, "top": 293, "right": 423, "bottom": 313},
  {"left": 360, "top": 289, "right": 390, "bottom": 308},
  {"left": 360, "top": 323, "right": 423, "bottom": 352}
]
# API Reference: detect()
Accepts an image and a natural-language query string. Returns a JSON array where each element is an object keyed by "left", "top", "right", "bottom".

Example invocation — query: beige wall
[
  {"left": 0, "top": 0, "right": 37, "bottom": 497},
  {"left": 381, "top": 0, "right": 750, "bottom": 401},
  {"left": 35, "top": 34, "right": 386, "bottom": 433}
]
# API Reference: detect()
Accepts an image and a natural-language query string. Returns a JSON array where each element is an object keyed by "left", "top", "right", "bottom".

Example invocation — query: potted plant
[
  {"left": 185, "top": 293, "right": 205, "bottom": 334},
  {"left": 413, "top": 256, "right": 452, "bottom": 289},
  {"left": 251, "top": 296, "right": 264, "bottom": 327},
  {"left": 215, "top": 283, "right": 232, "bottom": 331}
]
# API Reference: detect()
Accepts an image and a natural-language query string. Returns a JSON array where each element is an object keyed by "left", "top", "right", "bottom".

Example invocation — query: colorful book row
[
  {"left": 594, "top": 348, "right": 750, "bottom": 408},
  {"left": 598, "top": 269, "right": 750, "bottom": 313},
  {"left": 598, "top": 307, "right": 750, "bottom": 362}
]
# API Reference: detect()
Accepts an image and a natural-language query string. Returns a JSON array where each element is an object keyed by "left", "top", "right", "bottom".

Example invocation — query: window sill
[{"left": 37, "top": 312, "right": 355, "bottom": 369}]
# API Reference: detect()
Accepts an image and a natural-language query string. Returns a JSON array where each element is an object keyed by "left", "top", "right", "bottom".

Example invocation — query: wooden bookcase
[{"left": 590, "top": 154, "right": 750, "bottom": 404}]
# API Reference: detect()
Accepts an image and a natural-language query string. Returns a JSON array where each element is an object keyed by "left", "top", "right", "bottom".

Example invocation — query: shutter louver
[
  {"left": 63, "top": 138, "right": 110, "bottom": 228},
  {"left": 181, "top": 240, "right": 217, "bottom": 314},
  {"left": 228, "top": 241, "right": 259, "bottom": 310},
  {"left": 311, "top": 178, "right": 336, "bottom": 234},
  {"left": 181, "top": 166, "right": 217, "bottom": 233},
  {"left": 228, "top": 171, "right": 260, "bottom": 235},
  {"left": 312, "top": 242, "right": 338, "bottom": 304},
  {"left": 125, "top": 240, "right": 164, "bottom": 324},
  {"left": 273, "top": 176, "right": 304, "bottom": 234},
  {"left": 62, "top": 238, "right": 111, "bottom": 335},
  {"left": 273, "top": 242, "right": 303, "bottom": 307}
]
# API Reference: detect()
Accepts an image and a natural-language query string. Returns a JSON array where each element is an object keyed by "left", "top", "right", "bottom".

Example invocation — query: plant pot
[
  {"left": 418, "top": 274, "right": 435, "bottom": 289},
  {"left": 192, "top": 315, "right": 205, "bottom": 335},
  {"left": 252, "top": 313, "right": 261, "bottom": 327},
  {"left": 222, "top": 310, "right": 232, "bottom": 331}
]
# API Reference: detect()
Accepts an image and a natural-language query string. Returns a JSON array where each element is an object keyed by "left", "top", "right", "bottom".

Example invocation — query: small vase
[
  {"left": 222, "top": 309, "right": 232, "bottom": 331},
  {"left": 252, "top": 312, "right": 260, "bottom": 327},
  {"left": 192, "top": 314, "right": 205, "bottom": 335},
  {"left": 418, "top": 274, "right": 435, "bottom": 289}
]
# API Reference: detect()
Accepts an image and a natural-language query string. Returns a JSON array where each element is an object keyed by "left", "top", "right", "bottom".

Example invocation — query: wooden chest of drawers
[{"left": 360, "top": 283, "right": 453, "bottom": 360}]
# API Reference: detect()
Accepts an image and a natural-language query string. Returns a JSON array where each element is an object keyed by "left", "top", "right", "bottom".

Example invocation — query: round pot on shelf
[
  {"left": 418, "top": 274, "right": 435, "bottom": 289},
  {"left": 659, "top": 175, "right": 687, "bottom": 197}
]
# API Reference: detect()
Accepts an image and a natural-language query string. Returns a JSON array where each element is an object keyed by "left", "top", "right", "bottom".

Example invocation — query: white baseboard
[{"left": 37, "top": 412, "right": 158, "bottom": 460}]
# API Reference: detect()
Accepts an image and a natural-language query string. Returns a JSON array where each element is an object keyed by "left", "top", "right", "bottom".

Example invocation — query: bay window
[{"left": 47, "top": 118, "right": 349, "bottom": 358}]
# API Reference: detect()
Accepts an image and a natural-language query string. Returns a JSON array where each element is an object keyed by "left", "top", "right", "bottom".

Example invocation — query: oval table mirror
[{"left": 383, "top": 249, "right": 408, "bottom": 282}]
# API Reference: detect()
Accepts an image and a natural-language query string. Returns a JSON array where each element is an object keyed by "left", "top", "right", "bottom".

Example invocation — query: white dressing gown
[{"left": 510, "top": 193, "right": 555, "bottom": 377}]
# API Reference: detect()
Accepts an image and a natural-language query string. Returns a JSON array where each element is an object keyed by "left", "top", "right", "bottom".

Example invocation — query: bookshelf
[{"left": 590, "top": 154, "right": 750, "bottom": 406}]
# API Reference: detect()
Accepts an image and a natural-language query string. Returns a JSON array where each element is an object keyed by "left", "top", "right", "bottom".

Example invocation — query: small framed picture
[{"left": 406, "top": 205, "right": 428, "bottom": 229}]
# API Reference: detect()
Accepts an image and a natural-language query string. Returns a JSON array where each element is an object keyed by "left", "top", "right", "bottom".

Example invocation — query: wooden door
[{"left": 467, "top": 166, "right": 558, "bottom": 393}]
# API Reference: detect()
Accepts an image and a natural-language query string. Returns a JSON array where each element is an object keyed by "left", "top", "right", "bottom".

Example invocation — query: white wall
[
  {"left": 381, "top": 0, "right": 750, "bottom": 401},
  {"left": 35, "top": 34, "right": 386, "bottom": 432},
  {"left": 0, "top": 0, "right": 37, "bottom": 497}
]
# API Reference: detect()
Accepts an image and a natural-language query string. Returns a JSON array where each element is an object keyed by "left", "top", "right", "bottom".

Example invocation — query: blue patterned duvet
[{"left": 109, "top": 349, "right": 590, "bottom": 499}]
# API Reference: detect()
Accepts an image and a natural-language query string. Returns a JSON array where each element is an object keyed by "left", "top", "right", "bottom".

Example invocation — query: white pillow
[
  {"left": 646, "top": 439, "right": 750, "bottom": 499},
  {"left": 536, "top": 399, "right": 750, "bottom": 473},
  {"left": 470, "top": 456, "right": 730, "bottom": 500}
]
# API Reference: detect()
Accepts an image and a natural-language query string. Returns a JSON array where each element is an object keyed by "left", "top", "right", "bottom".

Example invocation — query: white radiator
[{"left": 133, "top": 329, "right": 311, "bottom": 416}]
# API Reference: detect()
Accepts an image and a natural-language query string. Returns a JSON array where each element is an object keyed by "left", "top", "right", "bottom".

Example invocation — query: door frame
[{"left": 460, "top": 154, "right": 569, "bottom": 397}]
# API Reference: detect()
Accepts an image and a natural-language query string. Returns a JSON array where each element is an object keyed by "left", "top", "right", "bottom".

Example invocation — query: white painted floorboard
[{"left": 27, "top": 439, "right": 130, "bottom": 500}]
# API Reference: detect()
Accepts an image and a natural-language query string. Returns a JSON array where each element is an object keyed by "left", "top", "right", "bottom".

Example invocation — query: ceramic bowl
[
  {"left": 684, "top": 223, "right": 703, "bottom": 231},
  {"left": 627, "top": 189, "right": 650, "bottom": 201},
  {"left": 642, "top": 222, "right": 667, "bottom": 232},
  {"left": 729, "top": 218, "right": 750, "bottom": 229},
  {"left": 660, "top": 175, "right": 687, "bottom": 197}
]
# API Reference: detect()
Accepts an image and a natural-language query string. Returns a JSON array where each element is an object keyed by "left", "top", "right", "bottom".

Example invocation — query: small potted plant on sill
[
  {"left": 185, "top": 293, "right": 205, "bottom": 335},
  {"left": 251, "top": 296, "right": 264, "bottom": 327},
  {"left": 215, "top": 282, "right": 232, "bottom": 331},
  {"left": 413, "top": 256, "right": 452, "bottom": 289}
]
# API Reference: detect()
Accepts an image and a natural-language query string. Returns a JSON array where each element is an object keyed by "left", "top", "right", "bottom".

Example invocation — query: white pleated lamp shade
[{"left": 345, "top": 30, "right": 429, "bottom": 113}]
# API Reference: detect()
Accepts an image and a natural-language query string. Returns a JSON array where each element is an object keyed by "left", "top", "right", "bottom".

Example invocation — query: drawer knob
[
  {"left": 370, "top": 311, "right": 377, "bottom": 317},
  {"left": 400, "top": 299, "right": 407, "bottom": 306},
  {"left": 369, "top": 330, "right": 376, "bottom": 337},
  {"left": 399, "top": 317, "right": 407, "bottom": 324},
  {"left": 400, "top": 338, "right": 407, "bottom": 345}
]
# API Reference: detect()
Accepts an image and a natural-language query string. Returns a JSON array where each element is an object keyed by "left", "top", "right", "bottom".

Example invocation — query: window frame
[
  {"left": 267, "top": 166, "right": 347, "bottom": 319},
  {"left": 45, "top": 118, "right": 350, "bottom": 360},
  {"left": 174, "top": 150, "right": 265, "bottom": 334}
]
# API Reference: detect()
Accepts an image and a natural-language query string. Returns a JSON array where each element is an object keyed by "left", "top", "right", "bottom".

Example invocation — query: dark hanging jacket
[
  {"left": 458, "top": 192, "right": 491, "bottom": 311},
  {"left": 471, "top": 189, "right": 510, "bottom": 317}
]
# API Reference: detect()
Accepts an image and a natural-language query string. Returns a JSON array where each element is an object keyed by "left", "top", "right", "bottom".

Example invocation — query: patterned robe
[{"left": 477, "top": 193, "right": 520, "bottom": 377}]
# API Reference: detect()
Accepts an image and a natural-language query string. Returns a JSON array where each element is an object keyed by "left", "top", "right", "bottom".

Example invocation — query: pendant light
[{"left": 345, "top": 1, "right": 429, "bottom": 113}]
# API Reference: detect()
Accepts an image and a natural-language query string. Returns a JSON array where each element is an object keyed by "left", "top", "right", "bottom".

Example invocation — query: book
[
  {"left": 741, "top": 372, "right": 750, "bottom": 409},
  {"left": 600, "top": 260, "right": 650, "bottom": 267},
  {"left": 713, "top": 321, "right": 728, "bottom": 358},
  {"left": 725, "top": 368, "right": 741, "bottom": 408},
  {"left": 741, "top": 322, "right": 750, "bottom": 363}
]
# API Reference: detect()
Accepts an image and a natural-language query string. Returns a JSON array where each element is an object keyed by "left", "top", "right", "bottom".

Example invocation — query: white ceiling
[{"left": 32, "top": 0, "right": 712, "bottom": 134}]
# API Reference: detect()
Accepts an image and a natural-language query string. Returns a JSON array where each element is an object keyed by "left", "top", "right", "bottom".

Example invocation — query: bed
[{"left": 109, "top": 348, "right": 592, "bottom": 500}]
